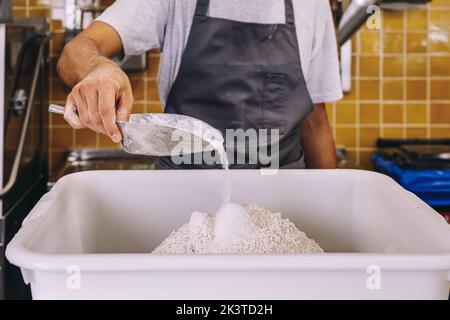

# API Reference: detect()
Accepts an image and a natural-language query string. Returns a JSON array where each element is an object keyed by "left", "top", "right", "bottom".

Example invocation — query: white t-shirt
[{"left": 97, "top": 0, "right": 343, "bottom": 107}]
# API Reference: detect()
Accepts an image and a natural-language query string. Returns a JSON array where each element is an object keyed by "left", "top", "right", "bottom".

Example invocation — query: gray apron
[{"left": 156, "top": 0, "right": 314, "bottom": 169}]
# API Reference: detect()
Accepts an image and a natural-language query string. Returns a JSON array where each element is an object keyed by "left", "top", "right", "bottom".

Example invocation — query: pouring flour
[{"left": 152, "top": 128, "right": 324, "bottom": 255}]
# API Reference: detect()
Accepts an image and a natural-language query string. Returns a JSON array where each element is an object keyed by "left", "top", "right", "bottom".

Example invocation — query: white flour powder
[{"left": 152, "top": 203, "right": 324, "bottom": 254}]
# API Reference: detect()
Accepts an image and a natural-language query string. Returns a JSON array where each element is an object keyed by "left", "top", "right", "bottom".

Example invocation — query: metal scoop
[{"left": 48, "top": 104, "right": 224, "bottom": 157}]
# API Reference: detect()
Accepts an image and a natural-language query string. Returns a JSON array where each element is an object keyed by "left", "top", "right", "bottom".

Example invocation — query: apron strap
[
  {"left": 284, "top": 0, "right": 295, "bottom": 25},
  {"left": 195, "top": 0, "right": 210, "bottom": 17}
]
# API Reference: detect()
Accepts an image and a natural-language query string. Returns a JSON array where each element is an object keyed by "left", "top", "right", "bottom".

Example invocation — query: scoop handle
[
  {"left": 48, "top": 104, "right": 85, "bottom": 129},
  {"left": 48, "top": 104, "right": 65, "bottom": 115}
]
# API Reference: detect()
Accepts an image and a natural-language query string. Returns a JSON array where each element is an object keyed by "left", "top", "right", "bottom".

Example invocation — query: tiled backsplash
[
  {"left": 329, "top": 0, "right": 450, "bottom": 168},
  {"left": 11, "top": 0, "right": 450, "bottom": 174}
]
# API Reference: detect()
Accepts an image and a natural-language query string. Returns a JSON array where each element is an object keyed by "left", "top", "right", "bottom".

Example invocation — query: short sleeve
[
  {"left": 307, "top": 0, "right": 343, "bottom": 104},
  {"left": 95, "top": 0, "right": 169, "bottom": 56}
]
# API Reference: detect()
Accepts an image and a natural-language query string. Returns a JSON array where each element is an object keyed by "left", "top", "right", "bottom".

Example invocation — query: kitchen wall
[
  {"left": 11, "top": 0, "right": 450, "bottom": 174},
  {"left": 330, "top": 0, "right": 450, "bottom": 168}
]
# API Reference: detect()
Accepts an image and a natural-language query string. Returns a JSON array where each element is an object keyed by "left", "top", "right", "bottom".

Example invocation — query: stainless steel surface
[
  {"left": 65, "top": 0, "right": 101, "bottom": 30},
  {"left": 9, "top": 88, "right": 27, "bottom": 116},
  {"left": 78, "top": 1, "right": 102, "bottom": 30},
  {"left": 47, "top": 147, "right": 357, "bottom": 188},
  {"left": 65, "top": 148, "right": 154, "bottom": 162},
  {"left": 337, "top": 147, "right": 361, "bottom": 169},
  {"left": 119, "top": 54, "right": 147, "bottom": 72},
  {"left": 49, "top": 148, "right": 154, "bottom": 188},
  {"left": 338, "top": 0, "right": 380, "bottom": 47},
  {"left": 1, "top": 18, "right": 49, "bottom": 300},
  {"left": 48, "top": 104, "right": 64, "bottom": 115},
  {"left": 0, "top": 32, "right": 49, "bottom": 197},
  {"left": 337, "top": 0, "right": 430, "bottom": 47},
  {"left": 0, "top": 0, "right": 12, "bottom": 23},
  {"left": 340, "top": 40, "right": 352, "bottom": 93}
]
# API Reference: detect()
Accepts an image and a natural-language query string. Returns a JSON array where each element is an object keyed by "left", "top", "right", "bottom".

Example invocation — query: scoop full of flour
[{"left": 152, "top": 204, "right": 324, "bottom": 255}]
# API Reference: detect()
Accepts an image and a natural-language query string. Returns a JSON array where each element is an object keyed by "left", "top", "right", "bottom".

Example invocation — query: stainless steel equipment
[
  {"left": 48, "top": 149, "right": 155, "bottom": 189},
  {"left": 0, "top": 17, "right": 49, "bottom": 300},
  {"left": 337, "top": 0, "right": 431, "bottom": 46},
  {"left": 336, "top": 0, "right": 431, "bottom": 93},
  {"left": 0, "top": 0, "right": 12, "bottom": 23}
]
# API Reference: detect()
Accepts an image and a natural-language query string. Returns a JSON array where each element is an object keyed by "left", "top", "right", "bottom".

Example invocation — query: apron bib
[{"left": 156, "top": 0, "right": 314, "bottom": 169}]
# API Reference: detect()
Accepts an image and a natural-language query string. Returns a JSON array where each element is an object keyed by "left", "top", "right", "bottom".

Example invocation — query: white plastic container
[{"left": 6, "top": 170, "right": 450, "bottom": 300}]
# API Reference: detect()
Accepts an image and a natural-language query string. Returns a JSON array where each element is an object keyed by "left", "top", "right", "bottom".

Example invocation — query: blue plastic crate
[{"left": 373, "top": 153, "right": 450, "bottom": 208}]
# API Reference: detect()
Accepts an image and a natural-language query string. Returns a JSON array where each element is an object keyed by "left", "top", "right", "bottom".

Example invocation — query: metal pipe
[
  {"left": 0, "top": 24, "right": 5, "bottom": 193},
  {"left": 338, "top": 0, "right": 381, "bottom": 47}
]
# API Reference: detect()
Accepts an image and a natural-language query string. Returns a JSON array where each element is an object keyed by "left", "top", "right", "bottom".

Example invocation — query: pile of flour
[{"left": 152, "top": 203, "right": 323, "bottom": 254}]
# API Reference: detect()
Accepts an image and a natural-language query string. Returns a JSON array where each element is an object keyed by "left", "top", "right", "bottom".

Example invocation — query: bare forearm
[
  {"left": 57, "top": 22, "right": 123, "bottom": 87},
  {"left": 300, "top": 104, "right": 337, "bottom": 169},
  {"left": 57, "top": 35, "right": 110, "bottom": 87},
  {"left": 56, "top": 22, "right": 133, "bottom": 143}
]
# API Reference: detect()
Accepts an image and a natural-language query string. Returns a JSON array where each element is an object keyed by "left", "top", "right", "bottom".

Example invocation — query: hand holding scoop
[{"left": 49, "top": 104, "right": 224, "bottom": 157}]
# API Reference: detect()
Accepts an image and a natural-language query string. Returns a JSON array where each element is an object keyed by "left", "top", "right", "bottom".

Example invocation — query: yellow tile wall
[
  {"left": 12, "top": 1, "right": 450, "bottom": 173},
  {"left": 330, "top": 1, "right": 450, "bottom": 169}
]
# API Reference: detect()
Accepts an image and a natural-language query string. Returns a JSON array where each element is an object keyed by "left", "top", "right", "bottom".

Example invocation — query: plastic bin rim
[
  {"left": 54, "top": 168, "right": 392, "bottom": 179},
  {"left": 6, "top": 243, "right": 450, "bottom": 273}
]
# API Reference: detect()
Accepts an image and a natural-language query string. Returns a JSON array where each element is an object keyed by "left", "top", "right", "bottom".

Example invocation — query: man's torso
[{"left": 159, "top": 0, "right": 328, "bottom": 105}]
